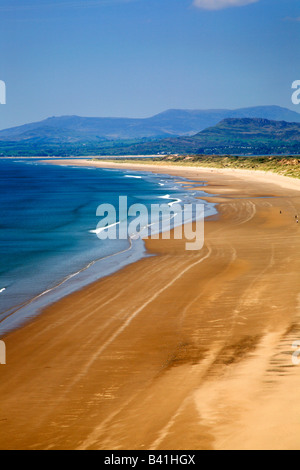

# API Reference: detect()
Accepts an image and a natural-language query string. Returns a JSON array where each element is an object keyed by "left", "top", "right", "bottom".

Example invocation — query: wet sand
[{"left": 0, "top": 163, "right": 300, "bottom": 450}]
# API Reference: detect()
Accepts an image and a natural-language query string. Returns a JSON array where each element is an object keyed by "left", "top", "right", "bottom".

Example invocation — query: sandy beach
[{"left": 0, "top": 161, "right": 300, "bottom": 450}]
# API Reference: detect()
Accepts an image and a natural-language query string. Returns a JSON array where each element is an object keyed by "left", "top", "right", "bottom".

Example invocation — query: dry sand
[{"left": 0, "top": 162, "right": 300, "bottom": 450}]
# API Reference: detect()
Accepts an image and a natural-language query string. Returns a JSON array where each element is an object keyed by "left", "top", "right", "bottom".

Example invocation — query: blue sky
[{"left": 0, "top": 0, "right": 299, "bottom": 129}]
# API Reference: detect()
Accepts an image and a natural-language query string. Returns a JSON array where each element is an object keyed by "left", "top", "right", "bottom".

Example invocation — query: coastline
[
  {"left": 0, "top": 163, "right": 300, "bottom": 449},
  {"left": 0, "top": 162, "right": 215, "bottom": 335},
  {"left": 44, "top": 159, "right": 300, "bottom": 191}
]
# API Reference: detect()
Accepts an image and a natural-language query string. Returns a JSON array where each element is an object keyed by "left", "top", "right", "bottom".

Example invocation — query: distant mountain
[
  {"left": 122, "top": 118, "right": 300, "bottom": 156},
  {"left": 0, "top": 106, "right": 300, "bottom": 144}
]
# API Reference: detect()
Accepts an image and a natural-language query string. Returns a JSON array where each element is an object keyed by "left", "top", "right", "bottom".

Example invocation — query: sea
[{"left": 0, "top": 159, "right": 216, "bottom": 334}]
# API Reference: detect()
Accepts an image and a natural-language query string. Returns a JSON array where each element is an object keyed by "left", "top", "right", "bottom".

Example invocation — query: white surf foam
[
  {"left": 89, "top": 222, "right": 120, "bottom": 235},
  {"left": 159, "top": 194, "right": 182, "bottom": 207}
]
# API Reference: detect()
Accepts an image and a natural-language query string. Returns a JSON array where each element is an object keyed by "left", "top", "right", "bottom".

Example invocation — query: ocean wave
[
  {"left": 89, "top": 222, "right": 120, "bottom": 235},
  {"left": 158, "top": 194, "right": 182, "bottom": 207},
  {"left": 0, "top": 288, "right": 6, "bottom": 294},
  {"left": 124, "top": 175, "right": 142, "bottom": 179}
]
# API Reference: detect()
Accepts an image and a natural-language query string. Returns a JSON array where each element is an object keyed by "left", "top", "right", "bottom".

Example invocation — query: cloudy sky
[{"left": 0, "top": 0, "right": 299, "bottom": 129}]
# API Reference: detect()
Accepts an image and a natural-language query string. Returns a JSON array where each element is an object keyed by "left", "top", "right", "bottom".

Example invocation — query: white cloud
[{"left": 193, "top": 0, "right": 259, "bottom": 10}]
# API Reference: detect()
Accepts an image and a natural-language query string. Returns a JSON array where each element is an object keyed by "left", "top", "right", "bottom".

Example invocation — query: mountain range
[
  {"left": 0, "top": 106, "right": 299, "bottom": 156},
  {"left": 0, "top": 106, "right": 300, "bottom": 143}
]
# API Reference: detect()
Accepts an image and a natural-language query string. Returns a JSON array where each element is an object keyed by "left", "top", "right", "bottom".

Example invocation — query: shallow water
[{"left": 0, "top": 160, "right": 216, "bottom": 334}]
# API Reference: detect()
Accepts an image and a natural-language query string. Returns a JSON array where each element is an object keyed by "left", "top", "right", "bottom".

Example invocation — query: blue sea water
[{"left": 0, "top": 160, "right": 216, "bottom": 334}]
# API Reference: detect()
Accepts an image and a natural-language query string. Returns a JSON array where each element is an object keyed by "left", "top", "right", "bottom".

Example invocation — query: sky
[{"left": 0, "top": 0, "right": 299, "bottom": 129}]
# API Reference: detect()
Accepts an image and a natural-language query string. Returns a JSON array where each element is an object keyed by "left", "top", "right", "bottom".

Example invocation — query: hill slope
[
  {"left": 106, "top": 118, "right": 300, "bottom": 156},
  {"left": 0, "top": 115, "right": 300, "bottom": 157},
  {"left": 0, "top": 106, "right": 300, "bottom": 144}
]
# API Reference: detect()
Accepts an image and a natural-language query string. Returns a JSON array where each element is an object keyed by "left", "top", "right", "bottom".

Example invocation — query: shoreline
[
  {"left": 0, "top": 237, "right": 148, "bottom": 336},
  {"left": 0, "top": 162, "right": 215, "bottom": 336},
  {"left": 44, "top": 158, "right": 300, "bottom": 192},
  {"left": 1, "top": 163, "right": 300, "bottom": 449}
]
